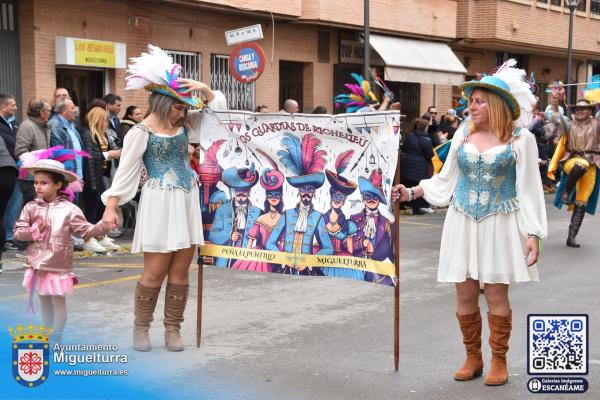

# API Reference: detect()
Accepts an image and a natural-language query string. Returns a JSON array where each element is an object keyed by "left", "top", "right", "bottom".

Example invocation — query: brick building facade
[
  {"left": 454, "top": 0, "right": 600, "bottom": 109},
  {"left": 2, "top": 0, "right": 600, "bottom": 122}
]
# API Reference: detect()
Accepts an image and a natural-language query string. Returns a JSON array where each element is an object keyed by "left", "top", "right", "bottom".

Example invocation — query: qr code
[{"left": 528, "top": 315, "right": 588, "bottom": 375}]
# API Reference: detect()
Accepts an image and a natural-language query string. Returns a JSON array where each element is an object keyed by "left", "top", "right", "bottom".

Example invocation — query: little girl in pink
[{"left": 14, "top": 156, "right": 109, "bottom": 342}]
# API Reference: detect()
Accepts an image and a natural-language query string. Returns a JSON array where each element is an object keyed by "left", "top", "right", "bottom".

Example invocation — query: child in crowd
[{"left": 14, "top": 152, "right": 110, "bottom": 342}]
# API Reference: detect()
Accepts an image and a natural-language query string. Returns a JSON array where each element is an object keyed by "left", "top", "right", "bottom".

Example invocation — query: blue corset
[
  {"left": 143, "top": 130, "right": 195, "bottom": 191},
  {"left": 452, "top": 139, "right": 520, "bottom": 221}
]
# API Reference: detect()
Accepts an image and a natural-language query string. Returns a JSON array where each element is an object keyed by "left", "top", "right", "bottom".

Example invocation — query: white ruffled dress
[
  {"left": 101, "top": 92, "right": 226, "bottom": 253},
  {"left": 419, "top": 126, "right": 548, "bottom": 284}
]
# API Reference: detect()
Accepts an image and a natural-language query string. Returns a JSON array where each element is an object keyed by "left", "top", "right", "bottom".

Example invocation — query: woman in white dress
[
  {"left": 101, "top": 45, "right": 226, "bottom": 352},
  {"left": 393, "top": 71, "right": 547, "bottom": 386}
]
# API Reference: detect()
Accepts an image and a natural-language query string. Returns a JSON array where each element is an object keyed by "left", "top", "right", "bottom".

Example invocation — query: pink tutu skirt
[{"left": 22, "top": 269, "right": 77, "bottom": 296}]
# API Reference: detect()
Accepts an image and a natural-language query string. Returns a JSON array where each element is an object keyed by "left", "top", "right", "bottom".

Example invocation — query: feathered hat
[
  {"left": 22, "top": 159, "right": 79, "bottom": 183},
  {"left": 358, "top": 169, "right": 386, "bottom": 205},
  {"left": 126, "top": 44, "right": 203, "bottom": 108},
  {"left": 455, "top": 97, "right": 468, "bottom": 115},
  {"left": 222, "top": 163, "right": 259, "bottom": 189},
  {"left": 334, "top": 73, "right": 379, "bottom": 113},
  {"left": 18, "top": 146, "right": 90, "bottom": 200},
  {"left": 459, "top": 59, "right": 537, "bottom": 123},
  {"left": 325, "top": 150, "right": 357, "bottom": 196},
  {"left": 545, "top": 81, "right": 566, "bottom": 101},
  {"left": 256, "top": 149, "right": 284, "bottom": 191},
  {"left": 583, "top": 88, "right": 600, "bottom": 105},
  {"left": 527, "top": 72, "right": 539, "bottom": 96},
  {"left": 278, "top": 133, "right": 327, "bottom": 188}
]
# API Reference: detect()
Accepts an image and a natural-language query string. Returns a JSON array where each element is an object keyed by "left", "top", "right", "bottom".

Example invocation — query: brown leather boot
[
  {"left": 454, "top": 309, "right": 484, "bottom": 381},
  {"left": 133, "top": 282, "right": 161, "bottom": 352},
  {"left": 485, "top": 311, "right": 512, "bottom": 386},
  {"left": 164, "top": 283, "right": 189, "bottom": 352}
]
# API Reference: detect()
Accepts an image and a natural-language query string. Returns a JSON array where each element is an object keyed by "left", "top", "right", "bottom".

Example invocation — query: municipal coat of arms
[{"left": 9, "top": 324, "right": 52, "bottom": 388}]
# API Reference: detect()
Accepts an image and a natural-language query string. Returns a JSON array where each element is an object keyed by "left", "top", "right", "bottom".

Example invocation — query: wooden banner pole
[
  {"left": 393, "top": 129, "right": 401, "bottom": 372},
  {"left": 196, "top": 260, "right": 204, "bottom": 348}
]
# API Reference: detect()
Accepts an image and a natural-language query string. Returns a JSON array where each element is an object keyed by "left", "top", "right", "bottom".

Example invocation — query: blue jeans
[{"left": 4, "top": 183, "right": 22, "bottom": 242}]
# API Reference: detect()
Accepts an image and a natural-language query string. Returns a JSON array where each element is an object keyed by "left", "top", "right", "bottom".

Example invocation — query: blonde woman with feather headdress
[
  {"left": 392, "top": 61, "right": 547, "bottom": 386},
  {"left": 101, "top": 45, "right": 227, "bottom": 352}
]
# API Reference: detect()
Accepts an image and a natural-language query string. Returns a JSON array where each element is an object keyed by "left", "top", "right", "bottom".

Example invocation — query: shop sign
[
  {"left": 339, "top": 39, "right": 365, "bottom": 64},
  {"left": 229, "top": 42, "right": 266, "bottom": 83},
  {"left": 55, "top": 37, "right": 126, "bottom": 69},
  {"left": 74, "top": 40, "right": 116, "bottom": 67}
]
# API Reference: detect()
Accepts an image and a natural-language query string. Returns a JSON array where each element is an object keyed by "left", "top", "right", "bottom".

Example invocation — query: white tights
[{"left": 38, "top": 295, "right": 67, "bottom": 340}]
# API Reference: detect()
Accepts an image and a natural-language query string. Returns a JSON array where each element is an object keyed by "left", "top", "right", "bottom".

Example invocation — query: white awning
[{"left": 369, "top": 34, "right": 466, "bottom": 85}]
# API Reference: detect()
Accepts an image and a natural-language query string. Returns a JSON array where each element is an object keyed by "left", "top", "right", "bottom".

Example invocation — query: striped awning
[{"left": 369, "top": 34, "right": 467, "bottom": 85}]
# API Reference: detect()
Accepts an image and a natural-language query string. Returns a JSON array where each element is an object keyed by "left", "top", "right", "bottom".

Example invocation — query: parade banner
[{"left": 197, "top": 110, "right": 401, "bottom": 286}]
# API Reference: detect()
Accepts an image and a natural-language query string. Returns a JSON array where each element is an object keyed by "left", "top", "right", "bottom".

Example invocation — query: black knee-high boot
[
  {"left": 561, "top": 164, "right": 587, "bottom": 205},
  {"left": 567, "top": 204, "right": 586, "bottom": 248}
]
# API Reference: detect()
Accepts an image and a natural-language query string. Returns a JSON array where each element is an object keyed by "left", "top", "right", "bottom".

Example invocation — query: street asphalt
[{"left": 0, "top": 194, "right": 598, "bottom": 400}]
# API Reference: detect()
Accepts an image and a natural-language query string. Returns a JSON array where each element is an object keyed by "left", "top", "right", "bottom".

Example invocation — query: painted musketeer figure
[
  {"left": 209, "top": 165, "right": 261, "bottom": 267},
  {"left": 266, "top": 133, "right": 333, "bottom": 274}
]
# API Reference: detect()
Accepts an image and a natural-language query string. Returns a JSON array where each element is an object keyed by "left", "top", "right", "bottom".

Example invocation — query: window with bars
[
  {"left": 577, "top": 0, "right": 587, "bottom": 11},
  {"left": 210, "top": 54, "right": 255, "bottom": 111},
  {"left": 496, "top": 52, "right": 528, "bottom": 70},
  {"left": 1, "top": 2, "right": 15, "bottom": 31},
  {"left": 165, "top": 50, "right": 202, "bottom": 82},
  {"left": 593, "top": 0, "right": 600, "bottom": 14},
  {"left": 550, "top": 0, "right": 561, "bottom": 6}
]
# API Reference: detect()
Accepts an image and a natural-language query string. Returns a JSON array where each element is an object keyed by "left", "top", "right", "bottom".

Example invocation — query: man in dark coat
[{"left": 0, "top": 93, "right": 24, "bottom": 250}]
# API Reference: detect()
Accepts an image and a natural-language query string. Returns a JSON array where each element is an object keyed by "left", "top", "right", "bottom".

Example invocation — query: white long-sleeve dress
[
  {"left": 101, "top": 92, "right": 227, "bottom": 253},
  {"left": 419, "top": 126, "right": 548, "bottom": 284}
]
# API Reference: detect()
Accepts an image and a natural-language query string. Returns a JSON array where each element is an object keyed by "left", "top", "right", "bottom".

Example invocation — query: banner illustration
[{"left": 198, "top": 111, "right": 401, "bottom": 285}]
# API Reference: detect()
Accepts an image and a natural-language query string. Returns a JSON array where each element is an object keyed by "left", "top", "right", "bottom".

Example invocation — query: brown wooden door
[
  {"left": 56, "top": 68, "right": 104, "bottom": 113},
  {"left": 386, "top": 81, "right": 421, "bottom": 127},
  {"left": 279, "top": 61, "right": 303, "bottom": 111}
]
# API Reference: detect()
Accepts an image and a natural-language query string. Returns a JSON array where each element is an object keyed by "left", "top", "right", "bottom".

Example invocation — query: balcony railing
[{"left": 538, "top": 0, "right": 588, "bottom": 12}]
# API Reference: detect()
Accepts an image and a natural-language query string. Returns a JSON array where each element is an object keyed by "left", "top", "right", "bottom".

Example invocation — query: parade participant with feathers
[
  {"left": 101, "top": 45, "right": 226, "bottom": 352},
  {"left": 392, "top": 60, "right": 547, "bottom": 386}
]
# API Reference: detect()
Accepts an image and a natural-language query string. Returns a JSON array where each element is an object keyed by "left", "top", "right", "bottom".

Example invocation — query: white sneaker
[
  {"left": 107, "top": 229, "right": 123, "bottom": 238},
  {"left": 83, "top": 237, "right": 109, "bottom": 253},
  {"left": 419, "top": 207, "right": 434, "bottom": 214},
  {"left": 97, "top": 237, "right": 120, "bottom": 251}
]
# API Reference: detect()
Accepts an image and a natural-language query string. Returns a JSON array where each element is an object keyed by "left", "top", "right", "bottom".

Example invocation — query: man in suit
[
  {"left": 351, "top": 169, "right": 394, "bottom": 284},
  {"left": 266, "top": 170, "right": 333, "bottom": 274},
  {"left": 209, "top": 165, "right": 261, "bottom": 267}
]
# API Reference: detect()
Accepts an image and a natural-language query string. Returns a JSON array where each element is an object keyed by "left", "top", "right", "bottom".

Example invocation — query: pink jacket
[{"left": 14, "top": 195, "right": 108, "bottom": 273}]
